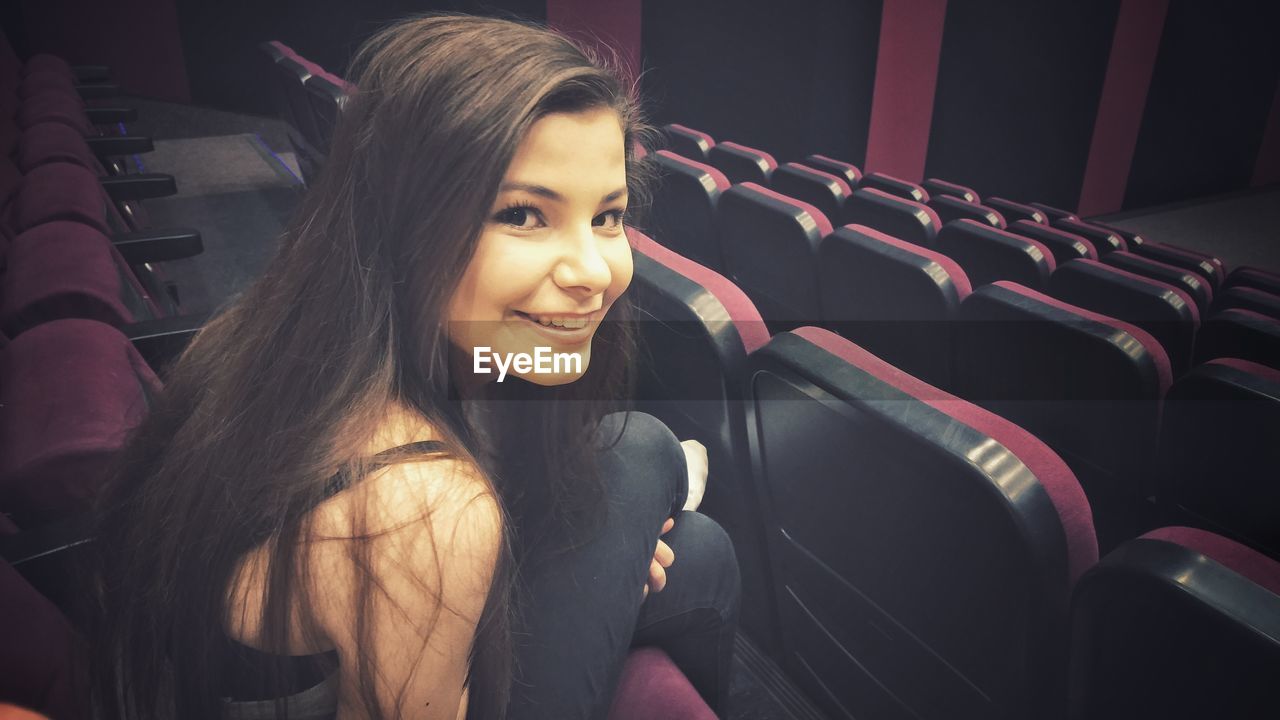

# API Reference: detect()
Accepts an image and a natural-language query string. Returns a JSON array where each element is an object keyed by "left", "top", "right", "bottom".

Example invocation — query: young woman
[{"left": 90, "top": 13, "right": 740, "bottom": 720}]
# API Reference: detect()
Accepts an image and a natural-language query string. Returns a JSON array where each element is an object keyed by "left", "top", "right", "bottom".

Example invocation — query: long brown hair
[{"left": 91, "top": 13, "right": 654, "bottom": 719}]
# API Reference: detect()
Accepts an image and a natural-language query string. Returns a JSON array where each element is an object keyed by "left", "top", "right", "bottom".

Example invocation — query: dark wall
[
  {"left": 640, "top": 0, "right": 880, "bottom": 167},
  {"left": 174, "top": 0, "right": 544, "bottom": 116},
  {"left": 1124, "top": 0, "right": 1280, "bottom": 208},
  {"left": 924, "top": 0, "right": 1120, "bottom": 209}
]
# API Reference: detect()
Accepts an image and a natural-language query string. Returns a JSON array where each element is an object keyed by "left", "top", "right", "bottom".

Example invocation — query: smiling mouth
[{"left": 512, "top": 310, "right": 596, "bottom": 329}]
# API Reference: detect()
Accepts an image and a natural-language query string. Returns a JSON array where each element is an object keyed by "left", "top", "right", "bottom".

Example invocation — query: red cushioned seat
[
  {"left": 1224, "top": 265, "right": 1280, "bottom": 296},
  {"left": 749, "top": 326, "right": 1095, "bottom": 719},
  {"left": 860, "top": 171, "right": 928, "bottom": 203},
  {"left": 842, "top": 186, "right": 942, "bottom": 248},
  {"left": 0, "top": 318, "right": 160, "bottom": 523},
  {"left": 706, "top": 140, "right": 776, "bottom": 186},
  {"left": 1008, "top": 218, "right": 1097, "bottom": 264},
  {"left": 818, "top": 223, "right": 971, "bottom": 387},
  {"left": 769, "top": 162, "right": 851, "bottom": 229},
  {"left": 987, "top": 197, "right": 1048, "bottom": 225},
  {"left": 1069, "top": 527, "right": 1280, "bottom": 719},
  {"left": 607, "top": 647, "right": 716, "bottom": 720},
  {"left": 1214, "top": 284, "right": 1280, "bottom": 321},
  {"left": 649, "top": 150, "right": 730, "bottom": 271},
  {"left": 922, "top": 177, "right": 980, "bottom": 204},
  {"left": 935, "top": 218, "right": 1056, "bottom": 290},
  {"left": 715, "top": 182, "right": 831, "bottom": 328},
  {"left": 928, "top": 194, "right": 1005, "bottom": 228},
  {"left": 627, "top": 227, "right": 776, "bottom": 648},
  {"left": 801, "top": 153, "right": 862, "bottom": 187},
  {"left": 1051, "top": 218, "right": 1125, "bottom": 254},
  {"left": 0, "top": 559, "right": 83, "bottom": 720},
  {"left": 1102, "top": 250, "right": 1213, "bottom": 317},
  {"left": 662, "top": 123, "right": 715, "bottom": 162},
  {"left": 1195, "top": 308, "right": 1280, "bottom": 369}
]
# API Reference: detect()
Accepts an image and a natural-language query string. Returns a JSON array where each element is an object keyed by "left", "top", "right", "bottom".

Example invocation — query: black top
[{"left": 221, "top": 440, "right": 450, "bottom": 701}]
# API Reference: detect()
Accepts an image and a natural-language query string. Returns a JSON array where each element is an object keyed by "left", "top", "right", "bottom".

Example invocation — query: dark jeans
[{"left": 507, "top": 411, "right": 742, "bottom": 720}]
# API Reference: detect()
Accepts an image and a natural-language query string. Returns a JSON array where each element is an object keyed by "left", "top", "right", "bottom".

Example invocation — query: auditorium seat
[
  {"left": 1215, "top": 285, "right": 1280, "bottom": 320},
  {"left": 1132, "top": 241, "right": 1225, "bottom": 292},
  {"left": 928, "top": 194, "right": 1006, "bottom": 228},
  {"left": 0, "top": 318, "right": 160, "bottom": 526},
  {"left": 817, "top": 224, "right": 970, "bottom": 387},
  {"left": 748, "top": 326, "right": 1096, "bottom": 719},
  {"left": 15, "top": 120, "right": 152, "bottom": 178},
  {"left": 935, "top": 219, "right": 1055, "bottom": 290},
  {"left": 987, "top": 197, "right": 1048, "bottom": 225},
  {"left": 627, "top": 227, "right": 776, "bottom": 648},
  {"left": 842, "top": 187, "right": 942, "bottom": 248},
  {"left": 1102, "top": 251, "right": 1213, "bottom": 318},
  {"left": 608, "top": 648, "right": 717, "bottom": 720},
  {"left": 662, "top": 123, "right": 715, "bottom": 162},
  {"left": 303, "top": 72, "right": 355, "bottom": 156},
  {"left": 0, "top": 558, "right": 82, "bottom": 720},
  {"left": 261, "top": 42, "right": 326, "bottom": 183},
  {"left": 1008, "top": 219, "right": 1097, "bottom": 264},
  {"left": 706, "top": 141, "right": 776, "bottom": 186},
  {"left": 1224, "top": 265, "right": 1280, "bottom": 297},
  {"left": 767, "top": 162, "right": 852, "bottom": 227},
  {"left": 648, "top": 150, "right": 730, "bottom": 271},
  {"left": 859, "top": 171, "right": 928, "bottom": 203},
  {"left": 1158, "top": 359, "right": 1280, "bottom": 558},
  {"left": 1, "top": 221, "right": 157, "bottom": 337},
  {"left": 1068, "top": 527, "right": 1280, "bottom": 719},
  {"left": 1051, "top": 218, "right": 1125, "bottom": 254},
  {"left": 1029, "top": 202, "right": 1078, "bottom": 223},
  {"left": 1048, "top": 259, "right": 1200, "bottom": 377},
  {"left": 800, "top": 154, "right": 861, "bottom": 187},
  {"left": 921, "top": 178, "right": 979, "bottom": 204},
  {"left": 1195, "top": 308, "right": 1280, "bottom": 369},
  {"left": 714, "top": 182, "right": 830, "bottom": 328},
  {"left": 954, "top": 282, "right": 1171, "bottom": 547}
]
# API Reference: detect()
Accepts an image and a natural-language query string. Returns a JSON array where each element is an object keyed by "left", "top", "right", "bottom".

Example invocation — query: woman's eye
[
  {"left": 594, "top": 209, "right": 626, "bottom": 230},
  {"left": 495, "top": 205, "right": 543, "bottom": 229}
]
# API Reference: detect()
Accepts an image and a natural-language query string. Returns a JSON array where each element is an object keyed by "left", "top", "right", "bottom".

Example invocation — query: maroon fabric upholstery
[
  {"left": 0, "top": 318, "right": 160, "bottom": 520},
  {"left": 793, "top": 325, "right": 1098, "bottom": 583},
  {"left": 1, "top": 221, "right": 135, "bottom": 335},
  {"left": 629, "top": 228, "right": 769, "bottom": 353},
  {"left": 22, "top": 54, "right": 75, "bottom": 81},
  {"left": 18, "top": 70, "right": 78, "bottom": 101},
  {"left": 992, "top": 280, "right": 1172, "bottom": 394},
  {"left": 13, "top": 162, "right": 109, "bottom": 235},
  {"left": 1226, "top": 265, "right": 1280, "bottom": 295},
  {"left": 1206, "top": 356, "right": 1280, "bottom": 382},
  {"left": 607, "top": 647, "right": 716, "bottom": 720},
  {"left": 0, "top": 560, "right": 82, "bottom": 720},
  {"left": 15, "top": 90, "right": 92, "bottom": 134},
  {"left": 0, "top": 118, "right": 17, "bottom": 156},
  {"left": 1142, "top": 526, "right": 1280, "bottom": 597},
  {"left": 1217, "top": 285, "right": 1280, "bottom": 320},
  {"left": 1137, "top": 241, "right": 1226, "bottom": 287},
  {"left": 16, "top": 121, "right": 105, "bottom": 175}
]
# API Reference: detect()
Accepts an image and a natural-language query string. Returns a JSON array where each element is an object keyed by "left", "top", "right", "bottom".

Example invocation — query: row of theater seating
[
  {"left": 0, "top": 31, "right": 222, "bottom": 718},
  {"left": 0, "top": 36, "right": 713, "bottom": 720},
  {"left": 626, "top": 224, "right": 1280, "bottom": 719},
  {"left": 647, "top": 124, "right": 1280, "bottom": 552}
]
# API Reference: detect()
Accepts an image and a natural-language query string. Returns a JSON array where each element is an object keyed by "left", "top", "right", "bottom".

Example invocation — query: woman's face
[{"left": 447, "top": 107, "right": 632, "bottom": 387}]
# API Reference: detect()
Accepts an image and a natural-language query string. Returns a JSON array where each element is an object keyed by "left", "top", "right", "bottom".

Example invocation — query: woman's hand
[
  {"left": 642, "top": 517, "right": 676, "bottom": 600},
  {"left": 681, "top": 439, "right": 708, "bottom": 512}
]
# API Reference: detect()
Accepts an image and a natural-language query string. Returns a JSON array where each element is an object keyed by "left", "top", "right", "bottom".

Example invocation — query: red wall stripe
[
  {"left": 546, "top": 0, "right": 642, "bottom": 87},
  {"left": 1252, "top": 80, "right": 1280, "bottom": 187},
  {"left": 863, "top": 0, "right": 948, "bottom": 182},
  {"left": 1076, "top": 0, "right": 1169, "bottom": 217}
]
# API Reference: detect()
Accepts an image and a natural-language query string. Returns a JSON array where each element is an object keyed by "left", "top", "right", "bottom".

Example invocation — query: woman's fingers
[
  {"left": 662, "top": 517, "right": 675, "bottom": 535},
  {"left": 648, "top": 557, "right": 667, "bottom": 593},
  {"left": 643, "top": 520, "right": 678, "bottom": 600},
  {"left": 654, "top": 538, "right": 674, "bottom": 568}
]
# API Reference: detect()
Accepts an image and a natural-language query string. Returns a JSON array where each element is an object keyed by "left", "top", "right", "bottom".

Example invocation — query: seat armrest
[
  {"left": 100, "top": 173, "right": 177, "bottom": 201},
  {"left": 125, "top": 312, "right": 212, "bottom": 370},
  {"left": 85, "top": 135, "right": 154, "bottom": 157},
  {"left": 84, "top": 106, "right": 138, "bottom": 124},
  {"left": 72, "top": 64, "right": 112, "bottom": 83},
  {"left": 111, "top": 227, "right": 203, "bottom": 263},
  {"left": 75, "top": 82, "right": 121, "bottom": 100}
]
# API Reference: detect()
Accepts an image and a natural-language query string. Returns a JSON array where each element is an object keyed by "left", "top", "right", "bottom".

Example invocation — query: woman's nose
[{"left": 552, "top": 225, "right": 612, "bottom": 295}]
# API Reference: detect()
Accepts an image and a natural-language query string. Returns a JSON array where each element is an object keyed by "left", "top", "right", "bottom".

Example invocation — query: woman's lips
[{"left": 512, "top": 310, "right": 598, "bottom": 343}]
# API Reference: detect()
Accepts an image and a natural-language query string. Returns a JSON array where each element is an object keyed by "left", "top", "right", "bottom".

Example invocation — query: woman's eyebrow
[{"left": 499, "top": 182, "right": 628, "bottom": 204}]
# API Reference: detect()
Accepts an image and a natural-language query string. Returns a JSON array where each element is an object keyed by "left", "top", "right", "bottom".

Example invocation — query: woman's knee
[
  {"left": 596, "top": 411, "right": 688, "bottom": 512},
  {"left": 665, "top": 511, "right": 741, "bottom": 611}
]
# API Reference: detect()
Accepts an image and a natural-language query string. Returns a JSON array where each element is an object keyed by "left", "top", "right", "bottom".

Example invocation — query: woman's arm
[{"left": 303, "top": 458, "right": 502, "bottom": 720}]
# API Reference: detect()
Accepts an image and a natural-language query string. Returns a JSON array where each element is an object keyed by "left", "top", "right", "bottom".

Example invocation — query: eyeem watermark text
[{"left": 473, "top": 346, "right": 583, "bottom": 382}]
